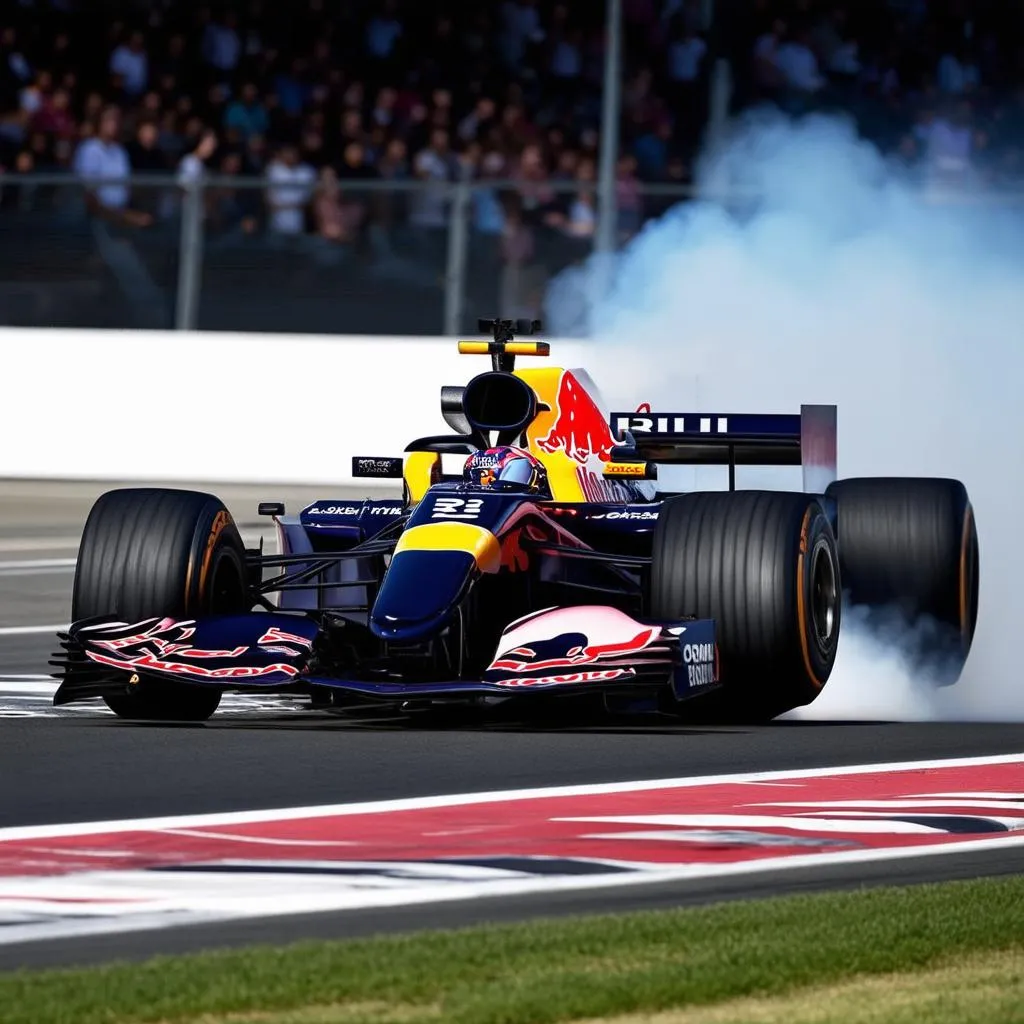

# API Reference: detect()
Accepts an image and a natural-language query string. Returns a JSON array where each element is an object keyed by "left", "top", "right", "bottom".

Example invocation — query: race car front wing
[{"left": 50, "top": 606, "right": 718, "bottom": 706}]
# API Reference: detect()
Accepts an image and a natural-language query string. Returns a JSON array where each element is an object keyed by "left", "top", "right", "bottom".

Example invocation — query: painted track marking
[
  {"left": 3, "top": 752, "right": 1022, "bottom": 840},
  {"left": 0, "top": 754, "right": 1021, "bottom": 947}
]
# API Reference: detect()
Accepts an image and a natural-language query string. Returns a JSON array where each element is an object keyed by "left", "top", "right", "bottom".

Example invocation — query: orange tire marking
[{"left": 796, "top": 506, "right": 826, "bottom": 690}]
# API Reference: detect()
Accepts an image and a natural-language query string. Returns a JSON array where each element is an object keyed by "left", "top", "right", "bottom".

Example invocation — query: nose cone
[
  {"left": 369, "top": 523, "right": 502, "bottom": 643},
  {"left": 369, "top": 549, "right": 477, "bottom": 641}
]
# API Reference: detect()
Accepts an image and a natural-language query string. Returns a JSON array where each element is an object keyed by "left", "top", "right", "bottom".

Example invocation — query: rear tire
[
  {"left": 649, "top": 491, "right": 841, "bottom": 721},
  {"left": 72, "top": 488, "right": 251, "bottom": 720},
  {"left": 825, "top": 477, "right": 979, "bottom": 685}
]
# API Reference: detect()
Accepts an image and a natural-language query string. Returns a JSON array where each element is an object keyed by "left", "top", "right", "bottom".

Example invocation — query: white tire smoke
[{"left": 546, "top": 109, "right": 1023, "bottom": 722}]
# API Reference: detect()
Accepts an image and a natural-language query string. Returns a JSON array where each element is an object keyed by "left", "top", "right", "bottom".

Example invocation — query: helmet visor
[{"left": 498, "top": 458, "right": 536, "bottom": 488}]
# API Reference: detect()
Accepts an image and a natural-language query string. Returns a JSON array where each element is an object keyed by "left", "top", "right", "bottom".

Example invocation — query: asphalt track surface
[{"left": 1, "top": 478, "right": 1022, "bottom": 971}]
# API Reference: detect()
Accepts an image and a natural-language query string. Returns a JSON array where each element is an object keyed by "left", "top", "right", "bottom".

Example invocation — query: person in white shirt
[
  {"left": 109, "top": 32, "right": 148, "bottom": 98},
  {"left": 72, "top": 106, "right": 151, "bottom": 227},
  {"left": 265, "top": 146, "right": 316, "bottom": 235},
  {"left": 177, "top": 129, "right": 218, "bottom": 184},
  {"left": 565, "top": 191, "right": 596, "bottom": 237},
  {"left": 18, "top": 70, "right": 51, "bottom": 116},
  {"left": 202, "top": 13, "right": 241, "bottom": 76},
  {"left": 410, "top": 129, "right": 456, "bottom": 229}
]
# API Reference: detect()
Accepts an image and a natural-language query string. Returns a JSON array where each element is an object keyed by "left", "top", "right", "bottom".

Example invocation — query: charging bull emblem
[
  {"left": 537, "top": 372, "right": 617, "bottom": 464},
  {"left": 486, "top": 606, "right": 665, "bottom": 681}
]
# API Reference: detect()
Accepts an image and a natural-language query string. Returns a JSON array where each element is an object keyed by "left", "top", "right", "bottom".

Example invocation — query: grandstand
[{"left": 0, "top": 0, "right": 1021, "bottom": 334}]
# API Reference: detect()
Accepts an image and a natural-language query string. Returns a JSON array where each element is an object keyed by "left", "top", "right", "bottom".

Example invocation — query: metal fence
[
  {"left": 1, "top": 171, "right": 1021, "bottom": 336},
  {"left": 0, "top": 172, "right": 700, "bottom": 336}
]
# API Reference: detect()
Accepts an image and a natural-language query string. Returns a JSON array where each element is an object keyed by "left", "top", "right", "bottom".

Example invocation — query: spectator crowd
[{"left": 0, "top": 0, "right": 1023, "bottom": 249}]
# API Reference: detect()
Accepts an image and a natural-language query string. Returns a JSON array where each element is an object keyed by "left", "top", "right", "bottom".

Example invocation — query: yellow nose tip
[{"left": 392, "top": 523, "right": 502, "bottom": 573}]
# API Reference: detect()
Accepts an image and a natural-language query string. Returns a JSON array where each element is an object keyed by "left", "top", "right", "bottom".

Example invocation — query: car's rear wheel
[
  {"left": 72, "top": 488, "right": 251, "bottom": 720},
  {"left": 825, "top": 477, "right": 979, "bottom": 685},
  {"left": 649, "top": 490, "right": 841, "bottom": 721}
]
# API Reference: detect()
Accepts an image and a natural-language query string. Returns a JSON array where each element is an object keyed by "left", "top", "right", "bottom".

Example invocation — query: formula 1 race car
[{"left": 52, "top": 318, "right": 980, "bottom": 723}]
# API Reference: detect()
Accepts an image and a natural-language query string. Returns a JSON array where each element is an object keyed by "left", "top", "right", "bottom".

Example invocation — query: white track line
[
  {"left": 0, "top": 537, "right": 80, "bottom": 553},
  {"left": 2, "top": 752, "right": 1023, "bottom": 842},
  {"left": 0, "top": 558, "right": 76, "bottom": 577},
  {"left": 0, "top": 559, "right": 76, "bottom": 569},
  {"left": 0, "top": 681, "right": 58, "bottom": 693},
  {"left": 0, "top": 530, "right": 269, "bottom": 556},
  {"left": 0, "top": 624, "right": 67, "bottom": 636}
]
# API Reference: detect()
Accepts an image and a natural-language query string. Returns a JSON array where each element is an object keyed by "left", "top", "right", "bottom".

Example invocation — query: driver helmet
[{"left": 464, "top": 446, "right": 547, "bottom": 494}]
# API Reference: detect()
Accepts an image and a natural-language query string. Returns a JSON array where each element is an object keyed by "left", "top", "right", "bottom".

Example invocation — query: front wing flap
[{"left": 51, "top": 613, "right": 320, "bottom": 704}]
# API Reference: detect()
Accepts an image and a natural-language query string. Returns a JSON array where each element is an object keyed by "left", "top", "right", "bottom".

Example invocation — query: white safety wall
[{"left": 0, "top": 328, "right": 595, "bottom": 485}]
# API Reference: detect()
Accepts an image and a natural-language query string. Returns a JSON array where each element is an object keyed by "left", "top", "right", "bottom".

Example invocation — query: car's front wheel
[{"left": 72, "top": 488, "right": 251, "bottom": 720}]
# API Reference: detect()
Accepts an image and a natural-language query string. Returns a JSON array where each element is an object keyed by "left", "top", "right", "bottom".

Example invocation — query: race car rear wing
[{"left": 608, "top": 405, "right": 837, "bottom": 493}]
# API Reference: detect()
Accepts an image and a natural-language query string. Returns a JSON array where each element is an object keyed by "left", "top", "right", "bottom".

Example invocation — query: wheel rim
[
  {"left": 208, "top": 551, "right": 248, "bottom": 615},
  {"left": 960, "top": 506, "right": 980, "bottom": 649},
  {"left": 810, "top": 538, "right": 838, "bottom": 646}
]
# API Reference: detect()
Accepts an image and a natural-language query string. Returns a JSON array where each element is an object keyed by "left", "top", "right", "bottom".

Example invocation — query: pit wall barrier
[{"left": 0, "top": 328, "right": 595, "bottom": 486}]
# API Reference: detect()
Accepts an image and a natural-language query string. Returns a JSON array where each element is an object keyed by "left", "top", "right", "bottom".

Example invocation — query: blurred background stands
[{"left": 0, "top": 0, "right": 1022, "bottom": 336}]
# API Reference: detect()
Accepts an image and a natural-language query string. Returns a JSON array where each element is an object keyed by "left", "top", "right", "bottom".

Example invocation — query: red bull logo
[
  {"left": 486, "top": 606, "right": 667, "bottom": 679},
  {"left": 536, "top": 372, "right": 617, "bottom": 464},
  {"left": 489, "top": 628, "right": 661, "bottom": 674}
]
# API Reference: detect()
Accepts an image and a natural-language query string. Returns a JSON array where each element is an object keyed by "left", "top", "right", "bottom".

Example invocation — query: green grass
[
  {"left": 597, "top": 949, "right": 1024, "bottom": 1024},
  {"left": 4, "top": 876, "right": 1024, "bottom": 1024}
]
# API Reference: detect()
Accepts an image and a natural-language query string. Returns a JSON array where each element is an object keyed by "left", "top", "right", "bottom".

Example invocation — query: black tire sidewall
[
  {"left": 73, "top": 489, "right": 250, "bottom": 720},
  {"left": 826, "top": 476, "right": 979, "bottom": 678},
  {"left": 649, "top": 491, "right": 842, "bottom": 719}
]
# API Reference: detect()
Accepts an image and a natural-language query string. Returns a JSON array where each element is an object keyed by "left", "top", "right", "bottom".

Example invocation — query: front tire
[
  {"left": 649, "top": 490, "right": 841, "bottom": 721},
  {"left": 826, "top": 477, "right": 979, "bottom": 685},
  {"left": 72, "top": 488, "right": 251, "bottom": 720}
]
